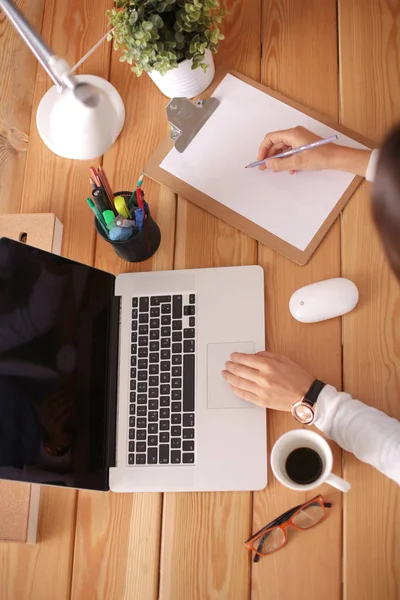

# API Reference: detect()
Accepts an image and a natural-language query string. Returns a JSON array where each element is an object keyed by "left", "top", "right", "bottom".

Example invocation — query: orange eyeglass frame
[{"left": 245, "top": 494, "right": 332, "bottom": 560}]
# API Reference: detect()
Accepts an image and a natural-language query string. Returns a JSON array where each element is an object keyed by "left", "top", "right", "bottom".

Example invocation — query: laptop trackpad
[{"left": 207, "top": 342, "right": 255, "bottom": 409}]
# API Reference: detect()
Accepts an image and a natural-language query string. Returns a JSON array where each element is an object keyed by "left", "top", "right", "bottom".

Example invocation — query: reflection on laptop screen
[{"left": 0, "top": 239, "right": 116, "bottom": 490}]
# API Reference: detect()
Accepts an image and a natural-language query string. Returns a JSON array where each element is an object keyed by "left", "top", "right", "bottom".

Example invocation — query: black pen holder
[{"left": 95, "top": 191, "right": 161, "bottom": 263}]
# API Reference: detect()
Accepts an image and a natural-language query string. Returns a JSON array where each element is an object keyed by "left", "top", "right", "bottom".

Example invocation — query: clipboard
[{"left": 144, "top": 71, "right": 375, "bottom": 265}]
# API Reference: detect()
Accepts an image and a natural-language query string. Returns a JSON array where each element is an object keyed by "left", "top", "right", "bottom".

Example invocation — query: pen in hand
[{"left": 245, "top": 135, "right": 338, "bottom": 169}]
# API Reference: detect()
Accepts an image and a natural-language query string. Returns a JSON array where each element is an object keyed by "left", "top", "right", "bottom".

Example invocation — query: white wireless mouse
[{"left": 289, "top": 278, "right": 359, "bottom": 323}]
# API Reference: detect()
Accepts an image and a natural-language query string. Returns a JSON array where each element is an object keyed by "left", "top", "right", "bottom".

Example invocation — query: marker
[
  {"left": 103, "top": 210, "right": 117, "bottom": 230},
  {"left": 114, "top": 195, "right": 131, "bottom": 219},
  {"left": 92, "top": 187, "right": 109, "bottom": 213},
  {"left": 86, "top": 198, "right": 108, "bottom": 235},
  {"left": 245, "top": 135, "right": 339, "bottom": 169},
  {"left": 135, "top": 208, "right": 144, "bottom": 232}
]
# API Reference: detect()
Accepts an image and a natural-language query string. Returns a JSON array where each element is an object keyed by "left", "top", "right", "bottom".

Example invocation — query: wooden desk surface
[{"left": 0, "top": 1, "right": 399, "bottom": 599}]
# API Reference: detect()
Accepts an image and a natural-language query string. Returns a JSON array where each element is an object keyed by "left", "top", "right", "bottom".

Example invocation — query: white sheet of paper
[{"left": 160, "top": 74, "right": 369, "bottom": 251}]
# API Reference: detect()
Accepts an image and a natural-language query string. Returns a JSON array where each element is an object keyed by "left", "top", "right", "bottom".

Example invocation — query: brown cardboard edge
[
  {"left": 0, "top": 480, "right": 40, "bottom": 544},
  {"left": 52, "top": 217, "right": 64, "bottom": 255},
  {"left": 144, "top": 70, "right": 374, "bottom": 264},
  {"left": 26, "top": 485, "right": 40, "bottom": 544}
]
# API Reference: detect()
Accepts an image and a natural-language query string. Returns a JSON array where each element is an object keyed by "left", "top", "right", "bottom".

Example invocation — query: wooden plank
[
  {"left": 339, "top": 1, "right": 400, "bottom": 599},
  {"left": 253, "top": 2, "right": 342, "bottom": 599},
  {"left": 0, "top": 0, "right": 45, "bottom": 215},
  {"left": 20, "top": 0, "right": 112, "bottom": 264},
  {"left": 3, "top": 1, "right": 113, "bottom": 599},
  {"left": 71, "top": 492, "right": 162, "bottom": 600},
  {"left": 161, "top": 490, "right": 253, "bottom": 600},
  {"left": 70, "top": 22, "right": 176, "bottom": 600},
  {"left": 0, "top": 487, "right": 77, "bottom": 600},
  {"left": 159, "top": 2, "right": 260, "bottom": 599}
]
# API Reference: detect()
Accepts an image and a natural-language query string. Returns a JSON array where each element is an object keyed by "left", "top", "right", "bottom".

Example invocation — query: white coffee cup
[{"left": 270, "top": 430, "right": 351, "bottom": 493}]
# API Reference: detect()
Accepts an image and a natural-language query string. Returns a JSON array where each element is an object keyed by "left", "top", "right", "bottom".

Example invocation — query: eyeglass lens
[
  {"left": 253, "top": 527, "right": 285, "bottom": 554},
  {"left": 291, "top": 503, "right": 325, "bottom": 529},
  {"left": 254, "top": 502, "right": 325, "bottom": 555}
]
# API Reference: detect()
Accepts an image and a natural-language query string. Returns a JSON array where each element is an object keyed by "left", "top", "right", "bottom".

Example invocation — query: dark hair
[{"left": 371, "top": 125, "right": 400, "bottom": 280}]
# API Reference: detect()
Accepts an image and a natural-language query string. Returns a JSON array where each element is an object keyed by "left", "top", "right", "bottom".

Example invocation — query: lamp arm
[{"left": 0, "top": 0, "right": 76, "bottom": 90}]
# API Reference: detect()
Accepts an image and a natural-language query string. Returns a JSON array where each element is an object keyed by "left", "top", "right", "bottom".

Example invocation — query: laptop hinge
[{"left": 106, "top": 295, "right": 120, "bottom": 468}]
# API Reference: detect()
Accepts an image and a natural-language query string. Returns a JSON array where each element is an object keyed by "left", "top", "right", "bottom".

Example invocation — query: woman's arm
[
  {"left": 257, "top": 126, "right": 375, "bottom": 178},
  {"left": 222, "top": 352, "right": 400, "bottom": 485},
  {"left": 315, "top": 385, "right": 400, "bottom": 484}
]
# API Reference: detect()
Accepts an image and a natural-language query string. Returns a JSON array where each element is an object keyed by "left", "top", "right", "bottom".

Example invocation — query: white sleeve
[
  {"left": 365, "top": 148, "right": 380, "bottom": 182},
  {"left": 314, "top": 385, "right": 400, "bottom": 485}
]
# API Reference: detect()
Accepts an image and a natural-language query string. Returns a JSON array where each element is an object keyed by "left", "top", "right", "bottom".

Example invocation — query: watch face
[{"left": 294, "top": 404, "right": 314, "bottom": 424}]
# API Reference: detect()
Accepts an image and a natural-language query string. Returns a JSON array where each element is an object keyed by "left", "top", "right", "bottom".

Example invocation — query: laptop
[{"left": 0, "top": 238, "right": 267, "bottom": 492}]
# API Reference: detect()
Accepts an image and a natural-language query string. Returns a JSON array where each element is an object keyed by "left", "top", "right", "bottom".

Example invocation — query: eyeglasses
[{"left": 245, "top": 494, "right": 332, "bottom": 562}]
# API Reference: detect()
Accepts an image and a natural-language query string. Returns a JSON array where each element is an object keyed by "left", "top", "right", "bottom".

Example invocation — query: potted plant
[{"left": 107, "top": 0, "right": 225, "bottom": 98}]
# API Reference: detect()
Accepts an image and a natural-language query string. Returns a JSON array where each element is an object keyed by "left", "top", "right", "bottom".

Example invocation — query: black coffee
[{"left": 285, "top": 447, "right": 323, "bottom": 484}]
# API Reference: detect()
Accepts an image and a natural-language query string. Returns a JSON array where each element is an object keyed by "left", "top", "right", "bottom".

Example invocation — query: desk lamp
[{"left": 0, "top": 0, "right": 125, "bottom": 160}]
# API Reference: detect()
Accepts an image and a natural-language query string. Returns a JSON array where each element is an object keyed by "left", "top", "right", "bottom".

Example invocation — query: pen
[
  {"left": 90, "top": 166, "right": 102, "bottom": 187},
  {"left": 136, "top": 173, "right": 144, "bottom": 188},
  {"left": 86, "top": 198, "right": 108, "bottom": 235},
  {"left": 135, "top": 207, "right": 144, "bottom": 232},
  {"left": 128, "top": 189, "right": 135, "bottom": 210},
  {"left": 92, "top": 187, "right": 109, "bottom": 213},
  {"left": 128, "top": 174, "right": 145, "bottom": 209},
  {"left": 245, "top": 135, "right": 339, "bottom": 169},
  {"left": 136, "top": 187, "right": 144, "bottom": 211},
  {"left": 98, "top": 166, "right": 114, "bottom": 207}
]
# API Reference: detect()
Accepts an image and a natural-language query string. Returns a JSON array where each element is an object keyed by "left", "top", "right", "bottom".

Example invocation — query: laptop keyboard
[{"left": 128, "top": 293, "right": 196, "bottom": 466}]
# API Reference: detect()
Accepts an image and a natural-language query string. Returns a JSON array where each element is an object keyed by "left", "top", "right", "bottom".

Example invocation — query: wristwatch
[{"left": 291, "top": 379, "right": 326, "bottom": 425}]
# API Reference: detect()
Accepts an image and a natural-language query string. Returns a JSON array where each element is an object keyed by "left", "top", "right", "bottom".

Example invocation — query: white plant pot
[{"left": 147, "top": 49, "right": 215, "bottom": 98}]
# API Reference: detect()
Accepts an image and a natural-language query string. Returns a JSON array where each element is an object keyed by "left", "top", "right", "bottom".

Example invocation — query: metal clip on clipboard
[{"left": 167, "top": 97, "right": 220, "bottom": 153}]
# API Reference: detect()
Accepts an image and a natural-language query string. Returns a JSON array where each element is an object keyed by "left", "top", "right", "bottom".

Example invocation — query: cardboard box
[
  {"left": 0, "top": 483, "right": 40, "bottom": 544},
  {"left": 0, "top": 213, "right": 63, "bottom": 253}
]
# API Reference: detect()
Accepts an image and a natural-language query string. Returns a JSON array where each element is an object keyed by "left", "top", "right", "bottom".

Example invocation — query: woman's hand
[
  {"left": 257, "top": 125, "right": 372, "bottom": 177},
  {"left": 222, "top": 351, "right": 314, "bottom": 411}
]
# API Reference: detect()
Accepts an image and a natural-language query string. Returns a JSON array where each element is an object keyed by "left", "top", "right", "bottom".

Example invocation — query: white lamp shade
[{"left": 36, "top": 74, "right": 125, "bottom": 160}]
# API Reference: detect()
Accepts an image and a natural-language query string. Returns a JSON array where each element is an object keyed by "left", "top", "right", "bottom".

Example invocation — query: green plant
[{"left": 107, "top": 0, "right": 225, "bottom": 76}]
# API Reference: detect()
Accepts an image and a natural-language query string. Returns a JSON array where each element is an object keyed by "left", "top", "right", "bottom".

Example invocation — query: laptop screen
[{"left": 0, "top": 239, "right": 116, "bottom": 490}]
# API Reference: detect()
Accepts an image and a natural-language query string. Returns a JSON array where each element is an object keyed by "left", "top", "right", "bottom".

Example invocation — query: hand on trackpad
[{"left": 207, "top": 342, "right": 255, "bottom": 409}]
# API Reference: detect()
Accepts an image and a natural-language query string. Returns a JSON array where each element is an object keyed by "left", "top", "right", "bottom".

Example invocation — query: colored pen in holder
[{"left": 95, "top": 191, "right": 161, "bottom": 263}]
